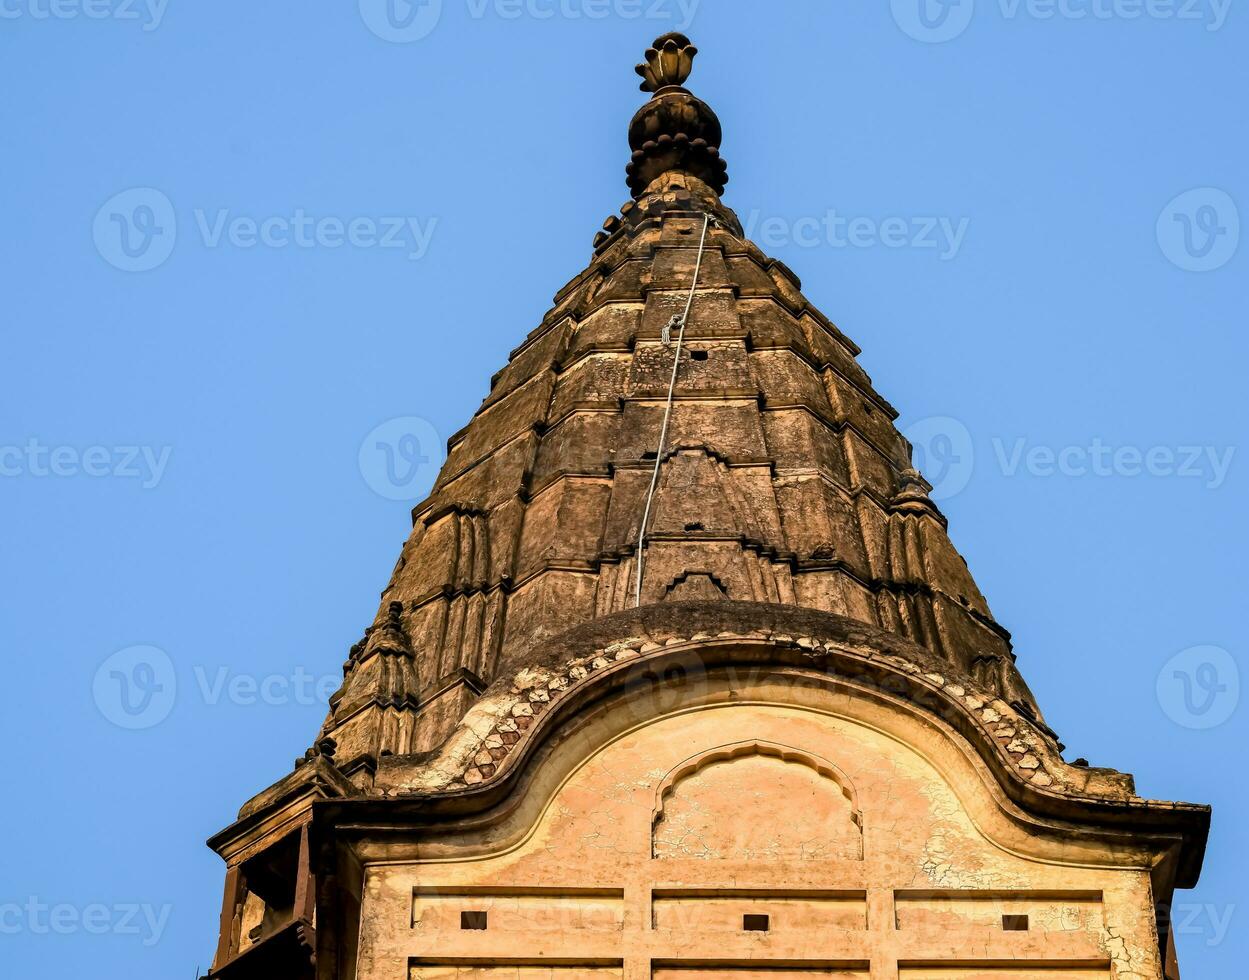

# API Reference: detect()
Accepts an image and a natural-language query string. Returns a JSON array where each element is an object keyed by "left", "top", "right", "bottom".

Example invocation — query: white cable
[{"left": 633, "top": 212, "right": 713, "bottom": 608}]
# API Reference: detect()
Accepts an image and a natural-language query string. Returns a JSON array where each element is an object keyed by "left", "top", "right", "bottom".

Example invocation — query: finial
[
  {"left": 363, "top": 599, "right": 414, "bottom": 659},
  {"left": 294, "top": 736, "right": 337, "bottom": 770},
  {"left": 635, "top": 32, "right": 698, "bottom": 92},
  {"left": 890, "top": 467, "right": 947, "bottom": 525},
  {"left": 625, "top": 33, "right": 728, "bottom": 200}
]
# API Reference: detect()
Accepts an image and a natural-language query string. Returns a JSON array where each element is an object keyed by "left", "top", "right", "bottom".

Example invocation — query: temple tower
[{"left": 203, "top": 35, "right": 1208, "bottom": 980}]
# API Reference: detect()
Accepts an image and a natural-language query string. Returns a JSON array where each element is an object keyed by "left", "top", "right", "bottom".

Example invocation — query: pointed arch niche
[{"left": 651, "top": 740, "right": 864, "bottom": 861}]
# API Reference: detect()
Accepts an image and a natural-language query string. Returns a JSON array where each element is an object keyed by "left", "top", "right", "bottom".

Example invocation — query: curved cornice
[{"left": 338, "top": 601, "right": 1208, "bottom": 887}]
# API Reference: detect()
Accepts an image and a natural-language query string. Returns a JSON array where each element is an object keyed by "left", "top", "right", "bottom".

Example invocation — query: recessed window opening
[
  {"left": 238, "top": 830, "right": 301, "bottom": 945},
  {"left": 690, "top": 349, "right": 709, "bottom": 361},
  {"left": 743, "top": 913, "right": 770, "bottom": 932},
  {"left": 684, "top": 522, "right": 705, "bottom": 532},
  {"left": 1002, "top": 914, "right": 1030, "bottom": 931},
  {"left": 461, "top": 910, "right": 488, "bottom": 930}
]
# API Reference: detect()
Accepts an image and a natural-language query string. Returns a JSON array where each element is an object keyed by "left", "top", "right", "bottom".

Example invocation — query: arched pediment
[{"left": 368, "top": 603, "right": 1207, "bottom": 892}]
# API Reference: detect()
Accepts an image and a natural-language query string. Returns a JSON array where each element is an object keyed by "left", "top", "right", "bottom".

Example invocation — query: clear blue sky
[{"left": 2, "top": 2, "right": 1245, "bottom": 976}]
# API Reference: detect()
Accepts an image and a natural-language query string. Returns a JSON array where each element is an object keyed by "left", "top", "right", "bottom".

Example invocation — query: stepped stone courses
[
  {"left": 204, "top": 32, "right": 1208, "bottom": 980},
  {"left": 319, "top": 164, "right": 1045, "bottom": 776}
]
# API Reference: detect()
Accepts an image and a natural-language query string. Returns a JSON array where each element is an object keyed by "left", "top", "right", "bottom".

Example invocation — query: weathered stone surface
[{"left": 315, "top": 136, "right": 1048, "bottom": 772}]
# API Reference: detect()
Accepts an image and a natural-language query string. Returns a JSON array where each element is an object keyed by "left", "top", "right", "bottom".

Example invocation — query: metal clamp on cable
[{"left": 661, "top": 313, "right": 684, "bottom": 347}]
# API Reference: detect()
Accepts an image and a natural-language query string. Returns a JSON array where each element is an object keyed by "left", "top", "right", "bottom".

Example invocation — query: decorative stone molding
[{"left": 372, "top": 606, "right": 1129, "bottom": 810}]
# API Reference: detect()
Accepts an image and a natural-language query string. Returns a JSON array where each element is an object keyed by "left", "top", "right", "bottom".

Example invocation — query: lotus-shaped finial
[{"left": 635, "top": 32, "right": 698, "bottom": 93}]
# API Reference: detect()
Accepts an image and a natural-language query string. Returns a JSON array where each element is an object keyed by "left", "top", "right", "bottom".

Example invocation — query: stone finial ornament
[
  {"left": 635, "top": 32, "right": 699, "bottom": 92},
  {"left": 626, "top": 33, "right": 728, "bottom": 199},
  {"left": 890, "top": 467, "right": 945, "bottom": 523},
  {"left": 367, "top": 600, "right": 413, "bottom": 658}
]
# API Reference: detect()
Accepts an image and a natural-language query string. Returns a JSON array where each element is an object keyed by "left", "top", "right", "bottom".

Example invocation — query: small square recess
[
  {"left": 742, "top": 913, "right": 770, "bottom": 932},
  {"left": 460, "top": 910, "right": 488, "bottom": 930}
]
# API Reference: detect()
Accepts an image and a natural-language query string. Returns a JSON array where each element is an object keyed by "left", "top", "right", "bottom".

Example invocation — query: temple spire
[{"left": 201, "top": 36, "right": 1211, "bottom": 980}]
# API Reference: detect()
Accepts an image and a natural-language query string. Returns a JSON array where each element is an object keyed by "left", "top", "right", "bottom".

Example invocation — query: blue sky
[{"left": 1, "top": 1, "right": 1245, "bottom": 976}]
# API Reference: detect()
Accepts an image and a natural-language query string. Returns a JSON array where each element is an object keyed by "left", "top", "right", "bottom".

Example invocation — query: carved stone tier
[{"left": 316, "top": 163, "right": 1045, "bottom": 780}]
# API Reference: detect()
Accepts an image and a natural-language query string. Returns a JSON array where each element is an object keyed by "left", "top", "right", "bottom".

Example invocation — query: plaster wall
[{"left": 354, "top": 693, "right": 1162, "bottom": 980}]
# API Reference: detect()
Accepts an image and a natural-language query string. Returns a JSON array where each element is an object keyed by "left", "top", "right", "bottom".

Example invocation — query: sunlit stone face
[
  {"left": 651, "top": 744, "right": 862, "bottom": 862},
  {"left": 354, "top": 687, "right": 1162, "bottom": 980}
]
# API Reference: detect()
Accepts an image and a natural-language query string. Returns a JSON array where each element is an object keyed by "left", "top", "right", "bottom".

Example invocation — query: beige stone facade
[
  {"left": 363, "top": 677, "right": 1175, "bottom": 979},
  {"left": 202, "top": 34, "right": 1208, "bottom": 980}
]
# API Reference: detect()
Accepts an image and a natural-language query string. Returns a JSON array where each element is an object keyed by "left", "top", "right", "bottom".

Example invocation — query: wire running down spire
[{"left": 633, "top": 211, "right": 713, "bottom": 608}]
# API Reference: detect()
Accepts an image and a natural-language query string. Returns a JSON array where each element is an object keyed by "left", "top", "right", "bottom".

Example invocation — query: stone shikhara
[{"left": 200, "top": 32, "right": 1210, "bottom": 980}]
